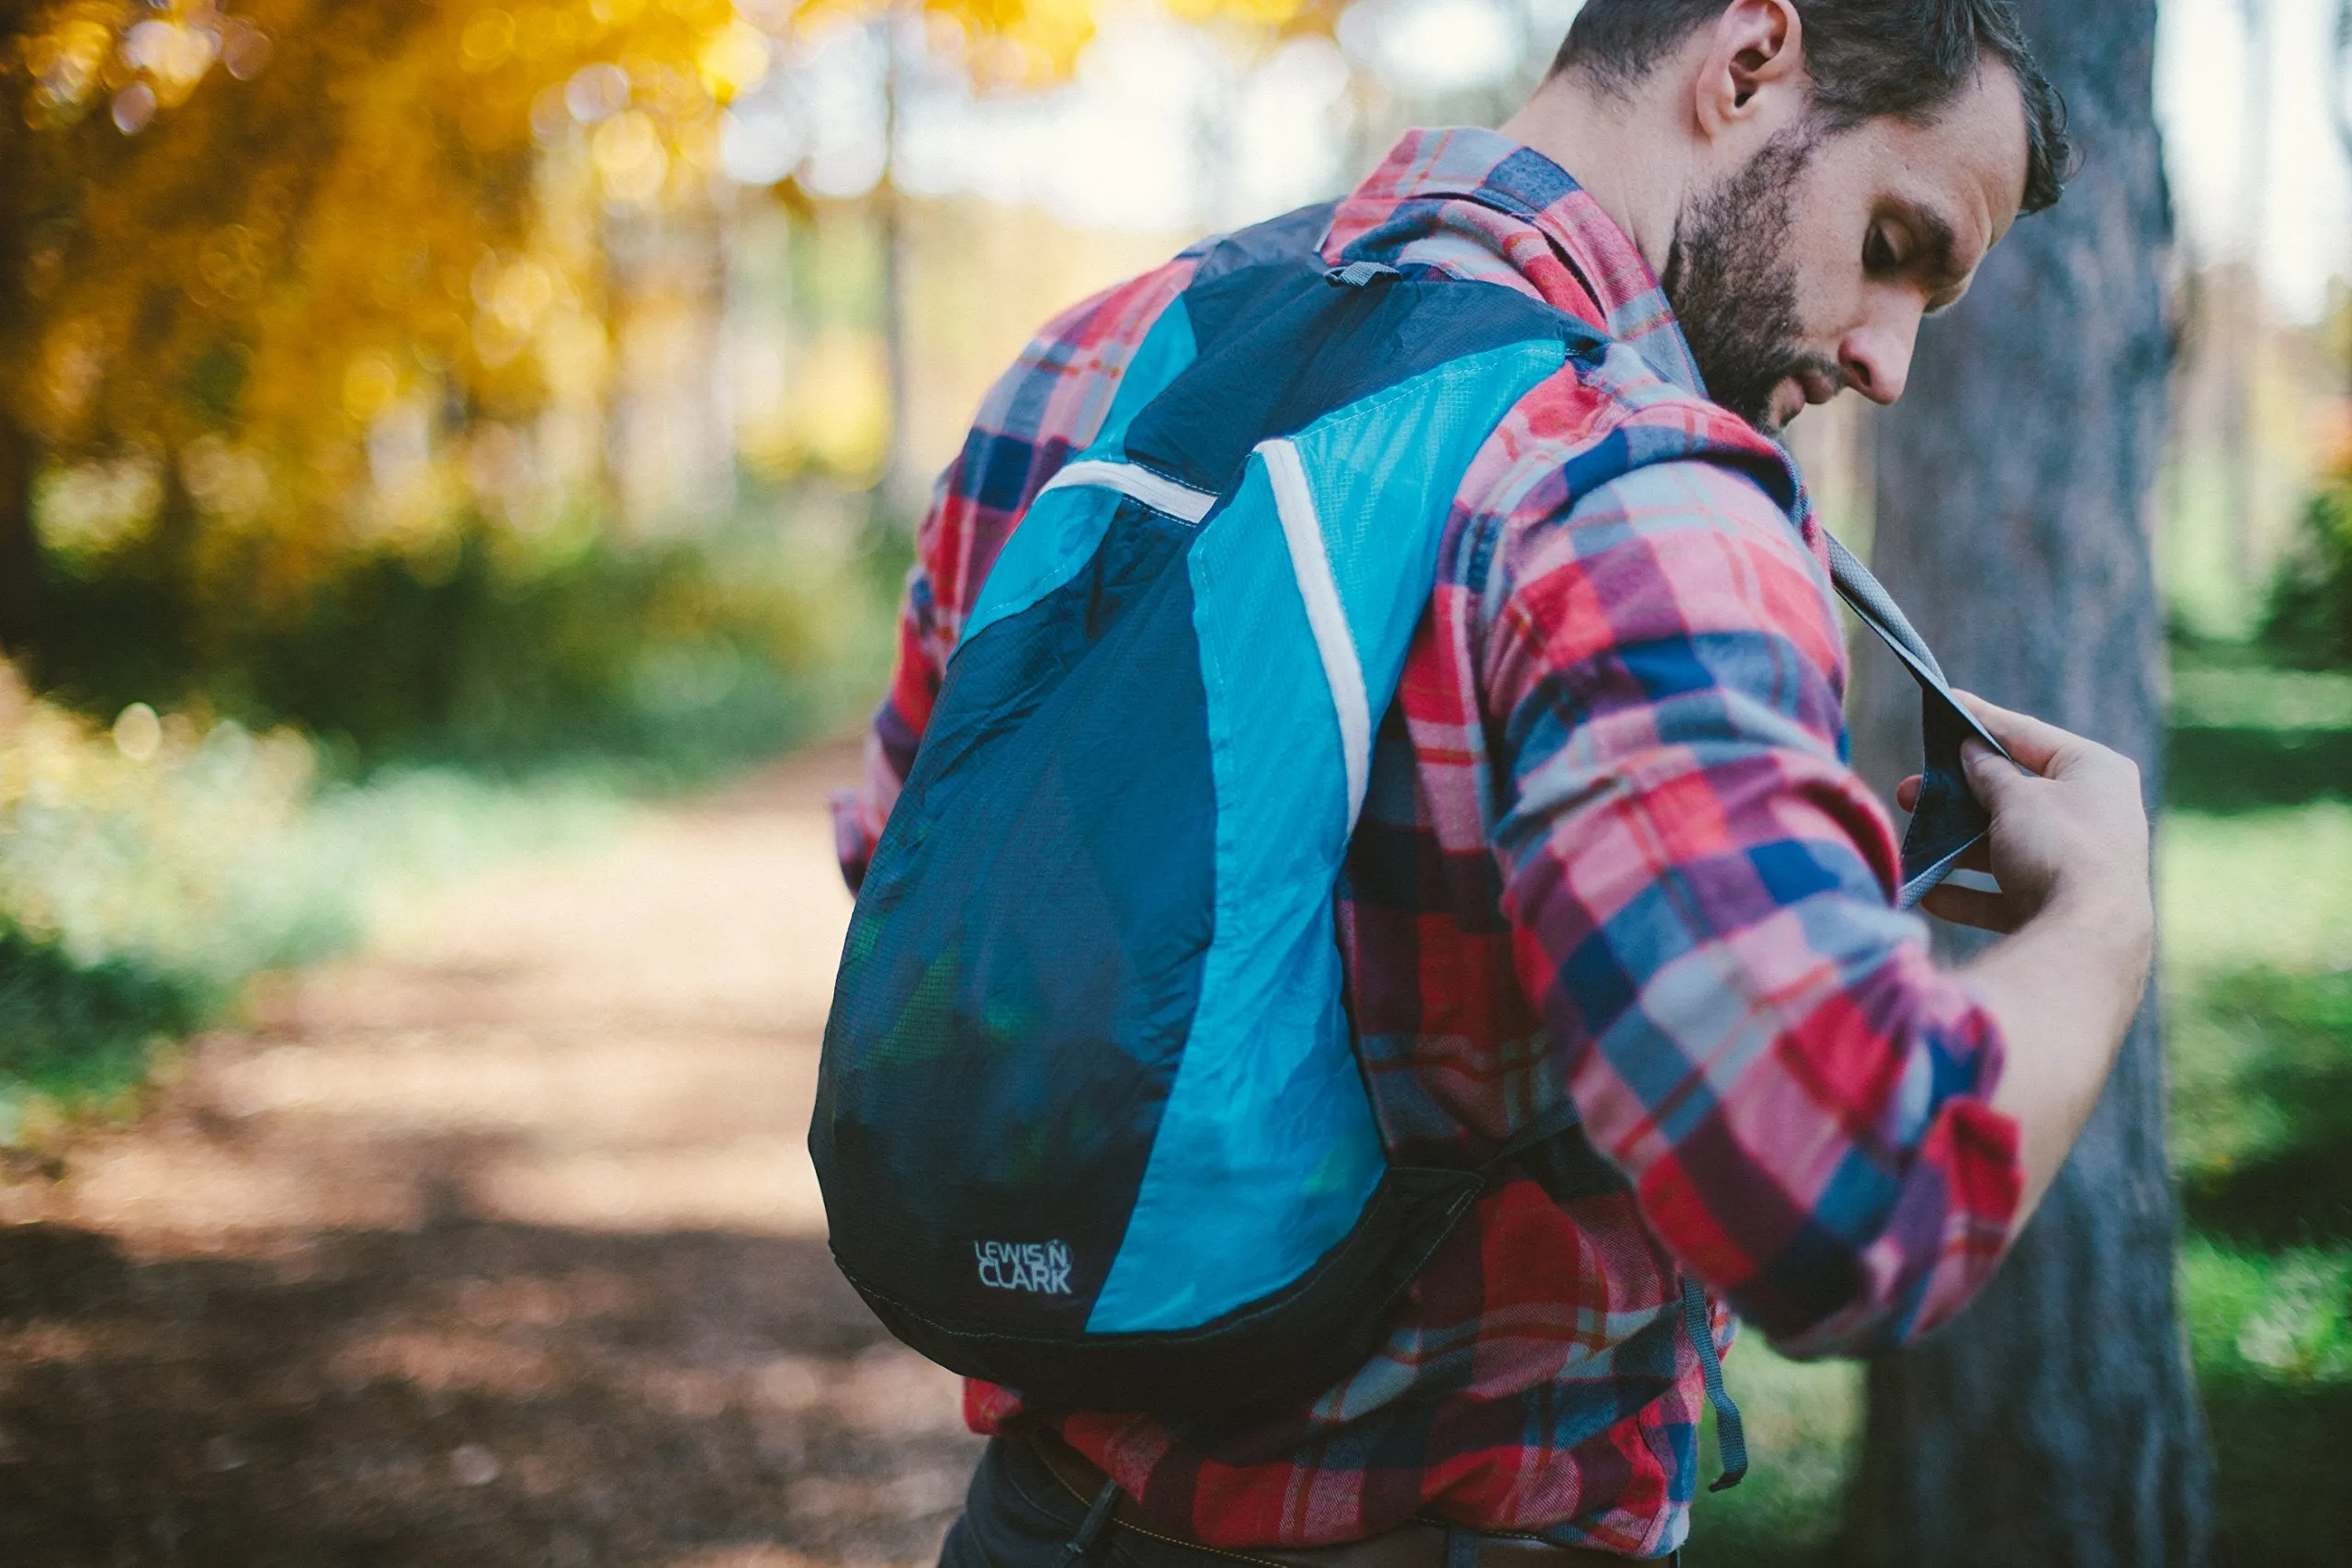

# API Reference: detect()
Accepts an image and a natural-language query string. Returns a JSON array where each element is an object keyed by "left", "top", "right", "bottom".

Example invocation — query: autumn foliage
[{"left": 4, "top": 0, "right": 1321, "bottom": 668}]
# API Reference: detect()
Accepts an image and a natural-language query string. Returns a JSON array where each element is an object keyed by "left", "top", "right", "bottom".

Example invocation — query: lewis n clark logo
[{"left": 975, "top": 1239, "right": 1072, "bottom": 1294}]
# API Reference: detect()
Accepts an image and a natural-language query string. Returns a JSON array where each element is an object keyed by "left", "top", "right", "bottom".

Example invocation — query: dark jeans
[
  {"left": 936, "top": 1438, "right": 1680, "bottom": 1568},
  {"left": 941, "top": 1438, "right": 1222, "bottom": 1568}
]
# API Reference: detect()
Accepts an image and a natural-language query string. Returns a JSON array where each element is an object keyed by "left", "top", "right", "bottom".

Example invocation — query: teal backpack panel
[
  {"left": 1086, "top": 455, "right": 1380, "bottom": 1333},
  {"left": 1088, "top": 344, "right": 1577, "bottom": 1334}
]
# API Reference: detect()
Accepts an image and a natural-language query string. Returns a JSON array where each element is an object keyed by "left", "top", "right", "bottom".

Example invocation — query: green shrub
[
  {"left": 0, "top": 931, "right": 205, "bottom": 1111},
  {"left": 2264, "top": 485, "right": 2352, "bottom": 669},
  {"left": 28, "top": 505, "right": 902, "bottom": 778}
]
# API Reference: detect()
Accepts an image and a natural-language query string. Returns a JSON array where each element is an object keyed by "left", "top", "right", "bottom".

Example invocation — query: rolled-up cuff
[{"left": 831, "top": 786, "right": 876, "bottom": 895}]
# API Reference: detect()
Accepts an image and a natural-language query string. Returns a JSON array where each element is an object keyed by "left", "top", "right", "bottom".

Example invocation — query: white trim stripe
[
  {"left": 1258, "top": 437, "right": 1373, "bottom": 828},
  {"left": 1035, "top": 458, "right": 1216, "bottom": 524}
]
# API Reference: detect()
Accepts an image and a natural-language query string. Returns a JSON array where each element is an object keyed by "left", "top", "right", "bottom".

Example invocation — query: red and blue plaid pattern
[{"left": 833, "top": 127, "right": 2020, "bottom": 1561}]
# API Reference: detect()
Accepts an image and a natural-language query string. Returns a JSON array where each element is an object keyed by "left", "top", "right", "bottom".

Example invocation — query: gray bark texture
[
  {"left": 0, "top": 411, "right": 39, "bottom": 660},
  {"left": 1838, "top": 1, "right": 2215, "bottom": 1565}
]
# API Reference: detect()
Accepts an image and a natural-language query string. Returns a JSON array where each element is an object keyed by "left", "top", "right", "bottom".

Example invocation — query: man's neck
[{"left": 1498, "top": 72, "right": 1698, "bottom": 279}]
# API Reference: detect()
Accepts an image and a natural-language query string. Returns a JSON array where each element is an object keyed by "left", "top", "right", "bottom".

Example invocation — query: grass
[
  {"left": 2158, "top": 778, "right": 2349, "bottom": 1560},
  {"left": 1683, "top": 1349, "right": 1860, "bottom": 1567},
  {"left": 2161, "top": 775, "right": 2352, "bottom": 1563},
  {"left": 2166, "top": 661, "right": 2352, "bottom": 811},
  {"left": 2173, "top": 964, "right": 2352, "bottom": 1246},
  {"left": 2180, "top": 1236, "right": 2352, "bottom": 1558},
  {"left": 1677, "top": 652, "right": 2352, "bottom": 1562}
]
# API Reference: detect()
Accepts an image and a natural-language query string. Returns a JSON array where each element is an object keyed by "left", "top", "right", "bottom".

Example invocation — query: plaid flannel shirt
[{"left": 831, "top": 127, "right": 2021, "bottom": 1561}]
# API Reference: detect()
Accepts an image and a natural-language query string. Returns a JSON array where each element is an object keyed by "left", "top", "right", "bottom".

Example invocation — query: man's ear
[{"left": 1691, "top": 0, "right": 1805, "bottom": 141}]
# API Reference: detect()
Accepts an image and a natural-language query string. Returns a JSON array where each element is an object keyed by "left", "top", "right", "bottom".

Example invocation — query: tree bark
[
  {"left": 0, "top": 406, "right": 40, "bottom": 663},
  {"left": 1839, "top": 2, "right": 2214, "bottom": 1564},
  {"left": 874, "top": 3, "right": 920, "bottom": 525},
  {"left": 0, "top": 40, "right": 42, "bottom": 666}
]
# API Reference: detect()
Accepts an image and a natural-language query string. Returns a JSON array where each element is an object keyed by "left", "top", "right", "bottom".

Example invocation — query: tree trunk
[
  {"left": 874, "top": 4, "right": 919, "bottom": 525},
  {"left": 2222, "top": 0, "right": 2269, "bottom": 592},
  {"left": 0, "top": 406, "right": 40, "bottom": 663},
  {"left": 1839, "top": 2, "right": 2214, "bottom": 1565}
]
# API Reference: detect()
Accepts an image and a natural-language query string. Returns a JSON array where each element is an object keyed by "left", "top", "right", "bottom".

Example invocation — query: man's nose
[{"left": 1839, "top": 308, "right": 1921, "bottom": 405}]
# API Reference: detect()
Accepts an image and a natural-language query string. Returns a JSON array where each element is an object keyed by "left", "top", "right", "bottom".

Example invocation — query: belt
[{"left": 1027, "top": 1433, "right": 1659, "bottom": 1568}]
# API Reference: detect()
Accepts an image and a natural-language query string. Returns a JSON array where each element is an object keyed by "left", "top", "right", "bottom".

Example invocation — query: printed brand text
[{"left": 975, "top": 1239, "right": 1072, "bottom": 1294}]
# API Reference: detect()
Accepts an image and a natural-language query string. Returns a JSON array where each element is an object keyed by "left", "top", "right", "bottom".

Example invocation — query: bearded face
[{"left": 1661, "top": 126, "right": 1846, "bottom": 435}]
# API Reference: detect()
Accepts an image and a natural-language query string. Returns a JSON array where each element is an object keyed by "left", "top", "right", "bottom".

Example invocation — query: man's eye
[{"left": 1864, "top": 230, "right": 1899, "bottom": 274}]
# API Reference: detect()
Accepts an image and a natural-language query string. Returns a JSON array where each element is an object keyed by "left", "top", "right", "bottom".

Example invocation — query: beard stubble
[{"left": 1660, "top": 126, "right": 1838, "bottom": 434}]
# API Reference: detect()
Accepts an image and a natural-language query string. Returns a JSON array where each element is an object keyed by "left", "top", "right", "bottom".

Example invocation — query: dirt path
[{"left": 0, "top": 742, "right": 982, "bottom": 1568}]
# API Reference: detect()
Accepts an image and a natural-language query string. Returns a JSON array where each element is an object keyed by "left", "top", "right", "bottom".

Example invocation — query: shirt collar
[{"left": 1324, "top": 126, "right": 1708, "bottom": 397}]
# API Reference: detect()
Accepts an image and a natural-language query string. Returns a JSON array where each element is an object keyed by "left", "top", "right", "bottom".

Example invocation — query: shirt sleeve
[
  {"left": 831, "top": 547, "right": 944, "bottom": 896},
  {"left": 1481, "top": 453, "right": 2023, "bottom": 1357}
]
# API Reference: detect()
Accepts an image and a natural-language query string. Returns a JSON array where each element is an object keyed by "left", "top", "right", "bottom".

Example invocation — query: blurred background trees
[{"left": 0, "top": 0, "right": 1126, "bottom": 757}]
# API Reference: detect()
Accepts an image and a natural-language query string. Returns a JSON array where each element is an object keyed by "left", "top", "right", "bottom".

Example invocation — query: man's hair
[{"left": 1551, "top": 0, "right": 2071, "bottom": 213}]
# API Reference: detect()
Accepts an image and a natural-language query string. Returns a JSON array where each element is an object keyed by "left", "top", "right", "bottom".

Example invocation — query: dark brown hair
[{"left": 1552, "top": 0, "right": 2071, "bottom": 212}]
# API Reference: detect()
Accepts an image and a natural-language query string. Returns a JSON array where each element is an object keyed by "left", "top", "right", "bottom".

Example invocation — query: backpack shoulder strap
[{"left": 1822, "top": 534, "right": 2013, "bottom": 908}]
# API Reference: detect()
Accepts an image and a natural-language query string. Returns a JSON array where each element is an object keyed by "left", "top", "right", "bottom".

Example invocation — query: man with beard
[{"left": 831, "top": 1, "right": 2153, "bottom": 1562}]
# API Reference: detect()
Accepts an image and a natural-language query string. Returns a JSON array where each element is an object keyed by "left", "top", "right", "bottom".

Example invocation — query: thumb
[{"left": 1961, "top": 739, "right": 2030, "bottom": 809}]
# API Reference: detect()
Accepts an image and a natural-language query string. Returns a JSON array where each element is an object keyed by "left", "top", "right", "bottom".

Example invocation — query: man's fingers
[
  {"left": 1953, "top": 691, "right": 2072, "bottom": 775},
  {"left": 1895, "top": 773, "right": 1922, "bottom": 812}
]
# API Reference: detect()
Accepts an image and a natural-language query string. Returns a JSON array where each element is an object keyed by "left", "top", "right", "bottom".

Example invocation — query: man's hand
[
  {"left": 1894, "top": 694, "right": 2154, "bottom": 1240},
  {"left": 1894, "top": 694, "right": 2154, "bottom": 941}
]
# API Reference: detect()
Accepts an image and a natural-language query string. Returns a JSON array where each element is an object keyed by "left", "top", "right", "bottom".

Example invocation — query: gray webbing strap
[
  {"left": 1681, "top": 1275, "right": 1747, "bottom": 1491},
  {"left": 1824, "top": 533, "right": 1948, "bottom": 687},
  {"left": 1820, "top": 531, "right": 2012, "bottom": 908}
]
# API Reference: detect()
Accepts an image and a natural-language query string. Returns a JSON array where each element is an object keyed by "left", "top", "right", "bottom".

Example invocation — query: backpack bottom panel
[{"left": 835, "top": 1162, "right": 1483, "bottom": 1416}]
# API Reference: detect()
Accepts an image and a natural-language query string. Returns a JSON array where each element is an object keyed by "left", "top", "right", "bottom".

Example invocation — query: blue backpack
[{"left": 813, "top": 204, "right": 1993, "bottom": 1422}]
